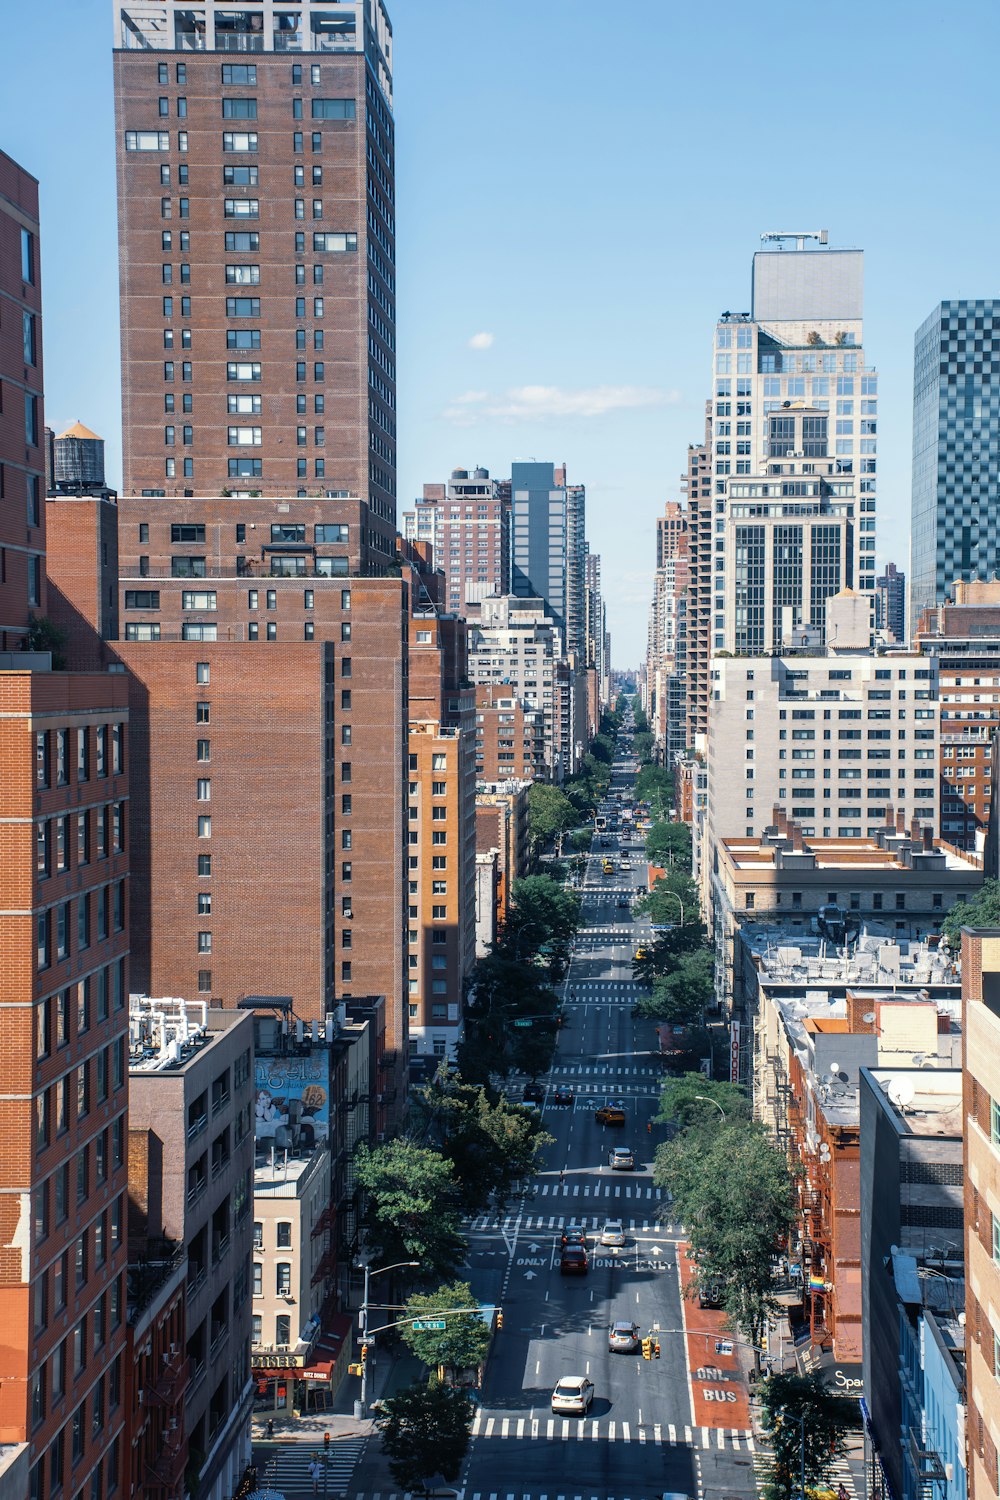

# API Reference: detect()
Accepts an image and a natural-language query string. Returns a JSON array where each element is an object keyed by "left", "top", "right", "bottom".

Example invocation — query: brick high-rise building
[
  {"left": 0, "top": 151, "right": 132, "bottom": 1500},
  {"left": 102, "top": 495, "right": 408, "bottom": 1120},
  {"left": 402, "top": 468, "right": 510, "bottom": 617},
  {"left": 474, "top": 684, "right": 546, "bottom": 782},
  {"left": 112, "top": 0, "right": 397, "bottom": 573}
]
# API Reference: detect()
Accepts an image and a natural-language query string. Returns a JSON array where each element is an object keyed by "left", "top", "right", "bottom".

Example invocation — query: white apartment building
[
  {"left": 468, "top": 594, "right": 573, "bottom": 779},
  {"left": 706, "top": 650, "right": 939, "bottom": 858}
]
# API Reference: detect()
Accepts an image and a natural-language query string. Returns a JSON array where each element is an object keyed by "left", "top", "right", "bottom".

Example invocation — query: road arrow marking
[{"left": 524, "top": 1270, "right": 537, "bottom": 1280}]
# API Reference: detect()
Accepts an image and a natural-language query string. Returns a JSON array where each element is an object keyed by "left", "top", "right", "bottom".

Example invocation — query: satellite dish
[
  {"left": 888, "top": 1078, "right": 915, "bottom": 1110},
  {"left": 863, "top": 1013, "right": 876, "bottom": 1024},
  {"left": 821, "top": 1072, "right": 835, "bottom": 1086},
  {"left": 829, "top": 1061, "right": 841, "bottom": 1074},
  {"left": 837, "top": 1070, "right": 850, "bottom": 1083},
  {"left": 877, "top": 1077, "right": 893, "bottom": 1094},
  {"left": 912, "top": 1054, "right": 925, "bottom": 1066}
]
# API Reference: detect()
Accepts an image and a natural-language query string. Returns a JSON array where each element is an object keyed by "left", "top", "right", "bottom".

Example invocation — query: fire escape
[{"left": 141, "top": 1351, "right": 190, "bottom": 1498}]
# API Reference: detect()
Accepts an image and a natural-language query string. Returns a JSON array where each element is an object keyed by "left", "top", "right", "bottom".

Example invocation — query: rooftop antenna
[{"left": 760, "top": 230, "right": 830, "bottom": 251}]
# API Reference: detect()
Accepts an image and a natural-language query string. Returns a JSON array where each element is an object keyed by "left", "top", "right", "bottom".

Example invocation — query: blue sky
[{"left": 3, "top": 1, "right": 999, "bottom": 662}]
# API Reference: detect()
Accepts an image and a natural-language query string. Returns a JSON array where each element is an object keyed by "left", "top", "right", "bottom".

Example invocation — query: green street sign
[
  {"left": 412, "top": 1319, "right": 447, "bottom": 1331},
  {"left": 512, "top": 1020, "right": 532, "bottom": 1028}
]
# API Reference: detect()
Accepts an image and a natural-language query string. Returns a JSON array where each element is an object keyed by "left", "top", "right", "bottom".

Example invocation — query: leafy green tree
[
  {"left": 942, "top": 878, "right": 1000, "bottom": 945},
  {"left": 502, "top": 874, "right": 581, "bottom": 971},
  {"left": 354, "top": 1140, "right": 465, "bottom": 1282},
  {"left": 24, "top": 615, "right": 68, "bottom": 671},
  {"left": 632, "top": 730, "right": 654, "bottom": 764},
  {"left": 399, "top": 1280, "right": 492, "bottom": 1375},
  {"left": 635, "top": 873, "right": 700, "bottom": 931},
  {"left": 415, "top": 1069, "right": 551, "bottom": 1214},
  {"left": 569, "top": 829, "right": 593, "bottom": 853},
  {"left": 654, "top": 1123, "right": 795, "bottom": 1365},
  {"left": 634, "top": 764, "right": 675, "bottom": 817},
  {"left": 635, "top": 948, "right": 715, "bottom": 1023},
  {"left": 646, "top": 820, "right": 692, "bottom": 869},
  {"left": 527, "top": 783, "right": 577, "bottom": 859},
  {"left": 758, "top": 1372, "right": 850, "bottom": 1500},
  {"left": 377, "top": 1382, "right": 474, "bottom": 1495},
  {"left": 656, "top": 1073, "right": 750, "bottom": 1131},
  {"left": 458, "top": 952, "right": 560, "bottom": 1084}
]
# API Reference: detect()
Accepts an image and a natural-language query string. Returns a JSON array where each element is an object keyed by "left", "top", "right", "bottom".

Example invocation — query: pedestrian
[
  {"left": 266, "top": 1418, "right": 274, "bottom": 1440},
  {"left": 309, "top": 1457, "right": 323, "bottom": 1494}
]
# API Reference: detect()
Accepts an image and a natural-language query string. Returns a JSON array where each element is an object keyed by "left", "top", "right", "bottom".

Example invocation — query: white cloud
[
  {"left": 467, "top": 331, "right": 495, "bottom": 350},
  {"left": 442, "top": 383, "right": 677, "bottom": 426}
]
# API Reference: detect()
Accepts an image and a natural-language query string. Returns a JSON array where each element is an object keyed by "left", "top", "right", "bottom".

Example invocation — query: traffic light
[
  {"left": 361, "top": 1343, "right": 369, "bottom": 1364},
  {"left": 653, "top": 1339, "right": 661, "bottom": 1359},
  {"left": 641, "top": 1336, "right": 653, "bottom": 1360},
  {"left": 348, "top": 1362, "right": 363, "bottom": 1377},
  {"left": 496, "top": 1309, "right": 504, "bottom": 1331}
]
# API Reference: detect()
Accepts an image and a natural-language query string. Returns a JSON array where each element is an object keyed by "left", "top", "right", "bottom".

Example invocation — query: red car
[{"left": 560, "top": 1245, "right": 589, "bottom": 1276}]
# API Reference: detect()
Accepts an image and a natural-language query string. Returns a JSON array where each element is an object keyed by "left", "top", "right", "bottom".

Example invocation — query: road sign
[
  {"left": 715, "top": 1339, "right": 734, "bottom": 1355},
  {"left": 512, "top": 1019, "right": 532, "bottom": 1028},
  {"left": 412, "top": 1320, "right": 447, "bottom": 1331}
]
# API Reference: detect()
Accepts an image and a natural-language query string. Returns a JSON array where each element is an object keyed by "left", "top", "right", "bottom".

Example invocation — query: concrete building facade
[
  {"left": 468, "top": 594, "right": 572, "bottom": 780},
  {"left": 128, "top": 999, "right": 255, "bottom": 1500}
]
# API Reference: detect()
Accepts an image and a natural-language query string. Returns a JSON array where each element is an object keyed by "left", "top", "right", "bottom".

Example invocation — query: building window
[
  {"left": 276, "top": 1221, "right": 292, "bottom": 1249},
  {"left": 276, "top": 1263, "right": 292, "bottom": 1295}
]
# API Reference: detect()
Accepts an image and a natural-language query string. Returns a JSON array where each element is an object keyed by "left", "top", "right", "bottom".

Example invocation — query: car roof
[
  {"left": 556, "top": 1375, "right": 588, "bottom": 1387},
  {"left": 611, "top": 1319, "right": 635, "bottom": 1329}
]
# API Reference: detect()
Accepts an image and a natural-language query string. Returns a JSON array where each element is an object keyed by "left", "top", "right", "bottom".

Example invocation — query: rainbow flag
[{"left": 808, "top": 1273, "right": 825, "bottom": 1291}]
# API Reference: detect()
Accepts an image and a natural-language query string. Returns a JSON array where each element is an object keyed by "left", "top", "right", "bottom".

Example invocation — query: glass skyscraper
[{"left": 910, "top": 300, "right": 1000, "bottom": 632}]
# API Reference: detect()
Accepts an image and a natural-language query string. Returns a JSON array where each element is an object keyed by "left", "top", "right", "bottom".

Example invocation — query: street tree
[
  {"left": 634, "top": 871, "right": 700, "bottom": 931},
  {"left": 942, "top": 878, "right": 1000, "bottom": 946},
  {"left": 501, "top": 874, "right": 581, "bottom": 971},
  {"left": 654, "top": 1121, "right": 795, "bottom": 1365},
  {"left": 377, "top": 1381, "right": 474, "bottom": 1496},
  {"left": 527, "top": 782, "right": 577, "bottom": 860},
  {"left": 758, "top": 1372, "right": 850, "bottom": 1500},
  {"left": 656, "top": 1073, "right": 751, "bottom": 1131},
  {"left": 458, "top": 952, "right": 561, "bottom": 1084},
  {"left": 634, "top": 764, "right": 674, "bottom": 816},
  {"left": 415, "top": 1068, "right": 551, "bottom": 1214},
  {"left": 632, "top": 730, "right": 654, "bottom": 764},
  {"left": 631, "top": 918, "right": 707, "bottom": 982},
  {"left": 645, "top": 819, "right": 692, "bottom": 869},
  {"left": 634, "top": 948, "right": 715, "bottom": 1024},
  {"left": 399, "top": 1280, "right": 492, "bottom": 1376},
  {"left": 354, "top": 1139, "right": 465, "bottom": 1282}
]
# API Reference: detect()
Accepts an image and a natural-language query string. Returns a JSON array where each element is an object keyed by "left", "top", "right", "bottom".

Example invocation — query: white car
[
  {"left": 600, "top": 1219, "right": 626, "bottom": 1246},
  {"left": 551, "top": 1376, "right": 595, "bottom": 1415}
]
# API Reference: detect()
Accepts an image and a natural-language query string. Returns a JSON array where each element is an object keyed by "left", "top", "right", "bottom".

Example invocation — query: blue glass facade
[{"left": 910, "top": 300, "right": 1000, "bottom": 631}]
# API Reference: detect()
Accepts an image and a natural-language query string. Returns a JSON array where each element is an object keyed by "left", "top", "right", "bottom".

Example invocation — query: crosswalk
[
  {"left": 751, "top": 1446, "right": 860, "bottom": 1500},
  {"left": 470, "top": 1412, "right": 754, "bottom": 1450},
  {"left": 550, "top": 1062, "right": 662, "bottom": 1076},
  {"left": 467, "top": 1210, "right": 673, "bottom": 1233},
  {"left": 355, "top": 1493, "right": 662, "bottom": 1500},
  {"left": 258, "top": 1438, "right": 368, "bottom": 1497}
]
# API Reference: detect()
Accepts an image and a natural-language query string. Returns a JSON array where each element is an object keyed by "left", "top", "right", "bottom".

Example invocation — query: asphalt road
[{"left": 455, "top": 748, "right": 758, "bottom": 1500}]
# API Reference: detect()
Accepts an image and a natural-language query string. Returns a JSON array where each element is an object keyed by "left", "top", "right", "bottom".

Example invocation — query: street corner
[{"left": 677, "top": 1240, "right": 752, "bottom": 1431}]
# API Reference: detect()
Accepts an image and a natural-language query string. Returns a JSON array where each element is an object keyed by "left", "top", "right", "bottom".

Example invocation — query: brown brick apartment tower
[
  {"left": 0, "top": 151, "right": 132, "bottom": 1498},
  {"left": 112, "top": 0, "right": 396, "bottom": 574},
  {"left": 110, "top": 2, "right": 408, "bottom": 1114}
]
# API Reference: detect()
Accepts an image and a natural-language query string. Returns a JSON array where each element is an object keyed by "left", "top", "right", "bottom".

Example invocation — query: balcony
[
  {"left": 211, "top": 1233, "right": 230, "bottom": 1267},
  {"left": 210, "top": 1323, "right": 229, "bottom": 1362},
  {"left": 217, "top": 32, "right": 265, "bottom": 51},
  {"left": 186, "top": 1176, "right": 207, "bottom": 1209}
]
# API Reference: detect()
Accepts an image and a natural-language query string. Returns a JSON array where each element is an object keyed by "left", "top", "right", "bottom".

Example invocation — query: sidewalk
[{"left": 250, "top": 1348, "right": 425, "bottom": 1444}]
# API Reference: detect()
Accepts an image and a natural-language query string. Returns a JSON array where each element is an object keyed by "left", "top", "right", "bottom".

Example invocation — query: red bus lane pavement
[{"left": 677, "top": 1241, "right": 753, "bottom": 1430}]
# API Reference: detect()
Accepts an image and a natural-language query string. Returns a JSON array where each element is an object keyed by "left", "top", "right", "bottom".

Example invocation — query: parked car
[
  {"left": 601, "top": 1219, "right": 626, "bottom": 1247},
  {"left": 551, "top": 1376, "right": 594, "bottom": 1414},
  {"left": 608, "top": 1319, "right": 639, "bottom": 1351},
  {"left": 559, "top": 1245, "right": 589, "bottom": 1276},
  {"left": 609, "top": 1147, "right": 634, "bottom": 1171}
]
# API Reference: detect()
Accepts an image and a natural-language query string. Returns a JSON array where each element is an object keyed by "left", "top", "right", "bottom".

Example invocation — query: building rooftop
[
  {"left": 128, "top": 994, "right": 220, "bottom": 1073},
  {"left": 868, "top": 1067, "right": 963, "bottom": 1139},
  {"left": 720, "top": 807, "right": 981, "bottom": 876},
  {"left": 58, "top": 419, "right": 101, "bottom": 441},
  {"left": 745, "top": 930, "right": 960, "bottom": 990}
]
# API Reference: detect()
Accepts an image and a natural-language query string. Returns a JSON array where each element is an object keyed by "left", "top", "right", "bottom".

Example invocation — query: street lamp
[
  {"left": 657, "top": 888, "right": 685, "bottom": 926},
  {"left": 354, "top": 1257, "right": 419, "bottom": 1419},
  {"left": 693, "top": 1094, "right": 726, "bottom": 1123}
]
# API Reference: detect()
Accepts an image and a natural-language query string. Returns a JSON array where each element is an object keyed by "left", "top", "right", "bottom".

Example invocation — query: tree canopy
[
  {"left": 527, "top": 783, "right": 578, "bottom": 859},
  {"left": 501, "top": 874, "right": 581, "bottom": 974},
  {"left": 646, "top": 819, "right": 693, "bottom": 869},
  {"left": 655, "top": 1072, "right": 751, "bottom": 1131},
  {"left": 634, "top": 947, "right": 715, "bottom": 1024},
  {"left": 399, "top": 1280, "right": 492, "bottom": 1375},
  {"left": 942, "top": 878, "right": 1000, "bottom": 945},
  {"left": 758, "top": 1372, "right": 850, "bottom": 1500},
  {"left": 654, "top": 1118, "right": 795, "bottom": 1362},
  {"left": 458, "top": 951, "right": 561, "bottom": 1084},
  {"left": 354, "top": 1139, "right": 466, "bottom": 1282},
  {"left": 414, "top": 1068, "right": 551, "bottom": 1214},
  {"left": 634, "top": 764, "right": 675, "bottom": 818},
  {"left": 377, "top": 1382, "right": 474, "bottom": 1495}
]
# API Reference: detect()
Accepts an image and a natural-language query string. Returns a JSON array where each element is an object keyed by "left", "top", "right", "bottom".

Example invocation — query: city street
[
  {"left": 455, "top": 747, "right": 758, "bottom": 1500},
  {"left": 347, "top": 740, "right": 761, "bottom": 1500}
]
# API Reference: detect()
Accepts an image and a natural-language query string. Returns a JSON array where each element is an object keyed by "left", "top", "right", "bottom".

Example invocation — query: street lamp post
[
  {"left": 658, "top": 888, "right": 685, "bottom": 926},
  {"left": 354, "top": 1258, "right": 419, "bottom": 1420},
  {"left": 693, "top": 1094, "right": 726, "bottom": 1123}
]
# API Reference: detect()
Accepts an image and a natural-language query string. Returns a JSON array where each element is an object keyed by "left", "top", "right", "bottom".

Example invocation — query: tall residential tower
[{"left": 113, "top": 0, "right": 397, "bottom": 572}]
